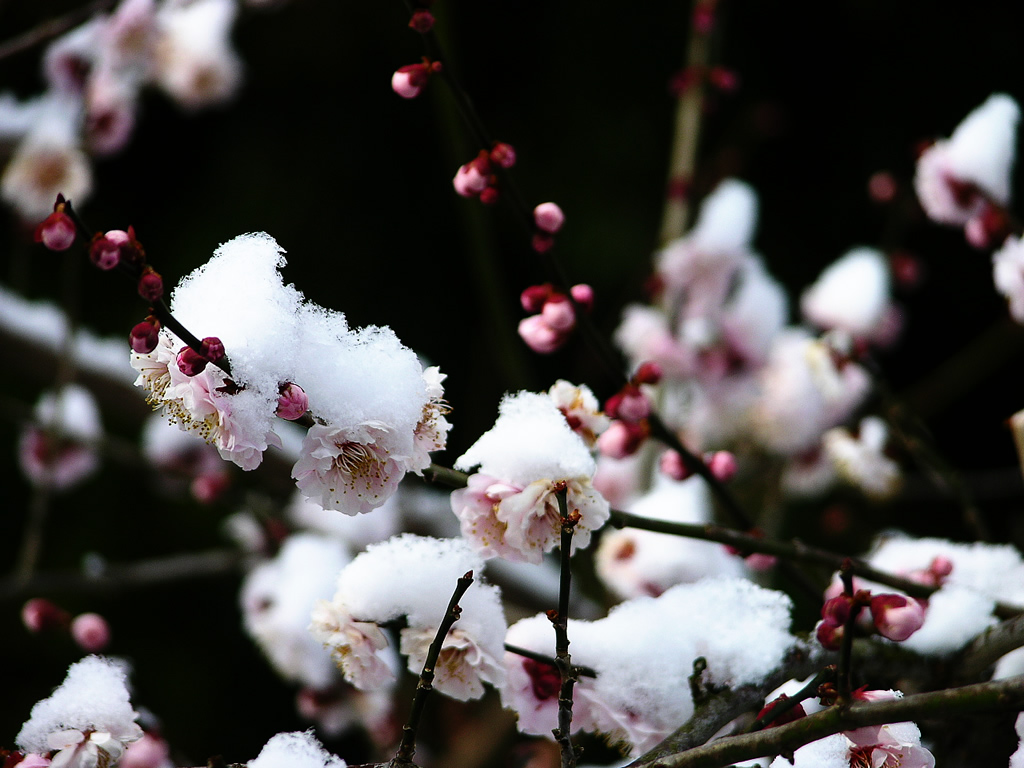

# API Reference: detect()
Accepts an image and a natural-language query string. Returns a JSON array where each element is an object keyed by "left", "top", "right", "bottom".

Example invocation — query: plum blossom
[
  {"left": 409, "top": 366, "right": 451, "bottom": 471},
  {"left": 293, "top": 422, "right": 409, "bottom": 516},
  {"left": 453, "top": 392, "right": 610, "bottom": 563},
  {"left": 19, "top": 384, "right": 102, "bottom": 491},
  {"left": 823, "top": 416, "right": 902, "bottom": 500},
  {"left": 914, "top": 93, "right": 1019, "bottom": 227},
  {"left": 547, "top": 379, "right": 609, "bottom": 446},
  {"left": 309, "top": 600, "right": 395, "bottom": 691},
  {"left": 801, "top": 248, "right": 898, "bottom": 344},
  {"left": 993, "top": 234, "right": 1024, "bottom": 323},
  {"left": 399, "top": 625, "right": 504, "bottom": 701}
]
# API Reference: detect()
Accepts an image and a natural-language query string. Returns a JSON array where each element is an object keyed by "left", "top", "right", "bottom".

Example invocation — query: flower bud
[
  {"left": 708, "top": 67, "right": 739, "bottom": 92},
  {"left": 453, "top": 163, "right": 490, "bottom": 197},
  {"left": 90, "top": 235, "right": 122, "bottom": 271},
  {"left": 392, "top": 63, "right": 430, "bottom": 99},
  {"left": 176, "top": 346, "right": 208, "bottom": 376},
  {"left": 408, "top": 9, "right": 434, "bottom": 33},
  {"left": 129, "top": 318, "right": 161, "bottom": 354},
  {"left": 22, "top": 598, "right": 71, "bottom": 632},
  {"left": 541, "top": 296, "right": 576, "bottom": 332},
  {"left": 479, "top": 185, "right": 501, "bottom": 205},
  {"left": 633, "top": 361, "right": 663, "bottom": 385},
  {"left": 533, "top": 202, "right": 565, "bottom": 234},
  {"left": 659, "top": 449, "right": 692, "bottom": 481},
  {"left": 70, "top": 612, "right": 111, "bottom": 652},
  {"left": 570, "top": 283, "right": 594, "bottom": 312},
  {"left": 606, "top": 387, "right": 649, "bottom": 423},
  {"left": 490, "top": 142, "right": 517, "bottom": 169},
  {"left": 930, "top": 555, "right": 954, "bottom": 579},
  {"left": 596, "top": 420, "right": 648, "bottom": 459},
  {"left": 34, "top": 209, "right": 77, "bottom": 251},
  {"left": 201, "top": 336, "right": 225, "bottom": 363},
  {"left": 521, "top": 283, "right": 553, "bottom": 313},
  {"left": 276, "top": 382, "right": 309, "bottom": 420},
  {"left": 815, "top": 618, "right": 844, "bottom": 651},
  {"left": 870, "top": 593, "right": 926, "bottom": 642},
  {"left": 531, "top": 233, "right": 555, "bottom": 253},
  {"left": 706, "top": 450, "right": 738, "bottom": 482},
  {"left": 138, "top": 268, "right": 163, "bottom": 302},
  {"left": 518, "top": 314, "right": 565, "bottom": 354},
  {"left": 755, "top": 694, "right": 806, "bottom": 728}
]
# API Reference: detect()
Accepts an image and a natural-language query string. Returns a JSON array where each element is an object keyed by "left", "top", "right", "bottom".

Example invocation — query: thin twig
[
  {"left": 391, "top": 570, "right": 475, "bottom": 768},
  {"left": 836, "top": 567, "right": 858, "bottom": 705},
  {"left": 550, "top": 485, "right": 579, "bottom": 768},
  {"left": 0, "top": 0, "right": 116, "bottom": 63},
  {"left": 748, "top": 666, "right": 836, "bottom": 732},
  {"left": 503, "top": 643, "right": 596, "bottom": 679}
]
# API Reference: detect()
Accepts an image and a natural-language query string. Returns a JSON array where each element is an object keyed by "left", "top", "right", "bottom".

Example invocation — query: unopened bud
[
  {"left": 570, "top": 283, "right": 594, "bottom": 312},
  {"left": 541, "top": 296, "right": 576, "bottom": 332},
  {"left": 192, "top": 472, "right": 230, "bottom": 504},
  {"left": 521, "top": 283, "right": 553, "bottom": 313},
  {"left": 479, "top": 185, "right": 501, "bottom": 205},
  {"left": 276, "top": 382, "right": 309, "bottom": 420},
  {"left": 70, "top": 612, "right": 111, "bottom": 652},
  {"left": 533, "top": 202, "right": 565, "bottom": 234},
  {"left": 596, "top": 420, "right": 648, "bottom": 459},
  {"left": 606, "top": 387, "right": 650, "bottom": 423},
  {"left": 453, "top": 163, "right": 490, "bottom": 197},
  {"left": 138, "top": 268, "right": 163, "bottom": 302},
  {"left": 531, "top": 233, "right": 555, "bottom": 253},
  {"left": 490, "top": 142, "right": 517, "bottom": 169},
  {"left": 34, "top": 207, "right": 77, "bottom": 251},
  {"left": 815, "top": 618, "right": 844, "bottom": 651},
  {"left": 176, "top": 346, "right": 208, "bottom": 376},
  {"left": 22, "top": 598, "right": 71, "bottom": 633},
  {"left": 870, "top": 594, "right": 926, "bottom": 642},
  {"left": 391, "top": 61, "right": 439, "bottom": 99},
  {"left": 633, "top": 361, "right": 663, "bottom": 385},
  {"left": 708, "top": 67, "right": 739, "bottom": 92},
  {"left": 518, "top": 314, "right": 566, "bottom": 354},
  {"left": 90, "top": 235, "right": 122, "bottom": 271},
  {"left": 705, "top": 450, "right": 738, "bottom": 482},
  {"left": 200, "top": 336, "right": 225, "bottom": 363},
  {"left": 408, "top": 9, "right": 434, "bottom": 32},
  {"left": 755, "top": 694, "right": 806, "bottom": 728},
  {"left": 129, "top": 318, "right": 161, "bottom": 354},
  {"left": 659, "top": 449, "right": 692, "bottom": 481}
]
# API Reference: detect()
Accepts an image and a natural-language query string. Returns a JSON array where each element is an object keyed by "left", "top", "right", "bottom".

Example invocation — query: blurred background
[{"left": 2, "top": 0, "right": 1024, "bottom": 764}]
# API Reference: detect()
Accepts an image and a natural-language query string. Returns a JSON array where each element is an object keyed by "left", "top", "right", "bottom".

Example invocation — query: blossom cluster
[{"left": 130, "top": 232, "right": 449, "bottom": 516}]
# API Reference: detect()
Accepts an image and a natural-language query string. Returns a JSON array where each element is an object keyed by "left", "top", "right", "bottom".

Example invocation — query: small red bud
[
  {"left": 70, "top": 612, "right": 111, "bottom": 652},
  {"left": 570, "top": 284, "right": 594, "bottom": 312},
  {"left": 408, "top": 9, "right": 434, "bottom": 32},
  {"left": 90, "top": 235, "right": 121, "bottom": 270},
  {"left": 176, "top": 346, "right": 208, "bottom": 376},
  {"left": 755, "top": 695, "right": 807, "bottom": 728},
  {"left": 201, "top": 336, "right": 225, "bottom": 363},
  {"left": 138, "top": 268, "right": 163, "bottom": 302},
  {"left": 129, "top": 317, "right": 161, "bottom": 354},
  {"left": 659, "top": 449, "right": 692, "bottom": 481},
  {"left": 490, "top": 142, "right": 517, "bottom": 169},
  {"left": 22, "top": 598, "right": 71, "bottom": 632},
  {"left": 521, "top": 283, "right": 553, "bottom": 313},
  {"left": 633, "top": 361, "right": 663, "bottom": 385},
  {"left": 533, "top": 202, "right": 565, "bottom": 234},
  {"left": 34, "top": 209, "right": 77, "bottom": 251},
  {"left": 705, "top": 450, "right": 738, "bottom": 482},
  {"left": 531, "top": 233, "right": 555, "bottom": 253},
  {"left": 479, "top": 185, "right": 500, "bottom": 205},
  {"left": 276, "top": 382, "right": 309, "bottom": 421}
]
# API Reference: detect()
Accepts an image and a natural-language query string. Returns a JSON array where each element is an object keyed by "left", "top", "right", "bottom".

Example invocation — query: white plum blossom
[
  {"left": 399, "top": 624, "right": 505, "bottom": 701},
  {"left": 309, "top": 600, "right": 396, "bottom": 691},
  {"left": 823, "top": 416, "right": 902, "bottom": 500},
  {"left": 914, "top": 93, "right": 1019, "bottom": 226},
  {"left": 548, "top": 379, "right": 609, "bottom": 446},
  {"left": 770, "top": 719, "right": 934, "bottom": 768},
  {"left": 993, "top": 234, "right": 1024, "bottom": 323},
  {"left": 801, "top": 248, "right": 896, "bottom": 342},
  {"left": 17, "top": 657, "right": 143, "bottom": 768},
  {"left": 453, "top": 391, "right": 610, "bottom": 563}
]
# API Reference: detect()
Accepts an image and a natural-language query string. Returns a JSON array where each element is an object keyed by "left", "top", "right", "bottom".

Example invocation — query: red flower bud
[
  {"left": 633, "top": 361, "right": 663, "bottom": 385},
  {"left": 22, "top": 597, "right": 71, "bottom": 633},
  {"left": 521, "top": 283, "right": 553, "bottom": 313},
  {"left": 34, "top": 209, "right": 77, "bottom": 251},
  {"left": 138, "top": 268, "right": 163, "bottom": 302},
  {"left": 201, "top": 336, "right": 225, "bottom": 363},
  {"left": 130, "top": 317, "right": 161, "bottom": 354},
  {"left": 90, "top": 235, "right": 122, "bottom": 270},
  {"left": 479, "top": 185, "right": 500, "bottom": 205},
  {"left": 570, "top": 283, "right": 594, "bottom": 312},
  {"left": 176, "top": 346, "right": 208, "bottom": 376},
  {"left": 408, "top": 9, "right": 434, "bottom": 32},
  {"left": 490, "top": 142, "right": 517, "bottom": 169}
]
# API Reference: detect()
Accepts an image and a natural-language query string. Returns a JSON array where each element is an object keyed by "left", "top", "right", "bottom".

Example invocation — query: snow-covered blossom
[
  {"left": 547, "top": 379, "right": 609, "bottom": 446},
  {"left": 452, "top": 392, "right": 610, "bottom": 563},
  {"left": 17, "top": 657, "right": 143, "bottom": 768},
  {"left": 248, "top": 731, "right": 346, "bottom": 768},
  {"left": 595, "top": 478, "right": 744, "bottom": 599},
  {"left": 993, "top": 234, "right": 1024, "bottom": 322},
  {"left": 770, "top": 720, "right": 934, "bottom": 768},
  {"left": 242, "top": 534, "right": 352, "bottom": 689},
  {"left": 823, "top": 416, "right": 901, "bottom": 499},
  {"left": 19, "top": 384, "right": 102, "bottom": 491},
  {"left": 312, "top": 535, "right": 507, "bottom": 700},
  {"left": 914, "top": 94, "right": 1019, "bottom": 226},
  {"left": 801, "top": 248, "right": 898, "bottom": 343}
]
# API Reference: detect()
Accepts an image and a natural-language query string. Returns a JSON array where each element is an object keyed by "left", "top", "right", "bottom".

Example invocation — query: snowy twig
[
  {"left": 629, "top": 675, "right": 1024, "bottom": 768},
  {"left": 391, "top": 570, "right": 475, "bottom": 768},
  {"left": 503, "top": 644, "right": 597, "bottom": 679},
  {"left": 551, "top": 485, "right": 579, "bottom": 768}
]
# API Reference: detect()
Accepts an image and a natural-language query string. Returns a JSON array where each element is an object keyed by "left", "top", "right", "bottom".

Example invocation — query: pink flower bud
[
  {"left": 34, "top": 210, "right": 77, "bottom": 251},
  {"left": 659, "top": 449, "right": 692, "bottom": 481},
  {"left": 22, "top": 598, "right": 70, "bottom": 632},
  {"left": 870, "top": 594, "right": 926, "bottom": 642},
  {"left": 541, "top": 296, "right": 576, "bottom": 332},
  {"left": 606, "top": 388, "right": 650, "bottom": 423},
  {"left": 71, "top": 612, "right": 111, "bottom": 652},
  {"left": 930, "top": 555, "right": 954, "bottom": 579},
  {"left": 130, "top": 319, "right": 161, "bottom": 354},
  {"left": 201, "top": 336, "right": 225, "bottom": 363},
  {"left": 815, "top": 618, "right": 844, "bottom": 651},
  {"left": 18, "top": 755, "right": 52, "bottom": 768},
  {"left": 633, "top": 361, "right": 663, "bottom": 385},
  {"left": 490, "top": 142, "right": 517, "bottom": 169},
  {"left": 138, "top": 268, "right": 163, "bottom": 302},
  {"left": 744, "top": 552, "right": 778, "bottom": 571},
  {"left": 570, "top": 283, "right": 594, "bottom": 312},
  {"left": 868, "top": 171, "right": 898, "bottom": 203},
  {"left": 90, "top": 236, "right": 122, "bottom": 270},
  {"left": 408, "top": 9, "right": 434, "bottom": 33},
  {"left": 521, "top": 283, "right": 553, "bottom": 313},
  {"left": 597, "top": 420, "right": 648, "bottom": 459},
  {"left": 121, "top": 733, "right": 171, "bottom": 768},
  {"left": 706, "top": 450, "right": 738, "bottom": 482},
  {"left": 821, "top": 595, "right": 852, "bottom": 625},
  {"left": 192, "top": 472, "right": 230, "bottom": 504},
  {"left": 453, "top": 163, "right": 490, "bottom": 197},
  {"left": 964, "top": 215, "right": 990, "bottom": 250},
  {"left": 392, "top": 64, "right": 429, "bottom": 99},
  {"left": 479, "top": 185, "right": 501, "bottom": 205},
  {"left": 276, "top": 382, "right": 309, "bottom": 420},
  {"left": 708, "top": 67, "right": 739, "bottom": 92},
  {"left": 176, "top": 346, "right": 208, "bottom": 376},
  {"left": 533, "top": 202, "right": 565, "bottom": 234},
  {"left": 755, "top": 694, "right": 806, "bottom": 728},
  {"left": 518, "top": 314, "right": 565, "bottom": 354}
]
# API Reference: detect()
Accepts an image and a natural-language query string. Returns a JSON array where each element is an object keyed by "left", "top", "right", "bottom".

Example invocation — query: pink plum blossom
[
  {"left": 309, "top": 600, "right": 395, "bottom": 691},
  {"left": 399, "top": 625, "right": 504, "bottom": 701},
  {"left": 870, "top": 594, "right": 926, "bottom": 642},
  {"left": 547, "top": 379, "right": 609, "bottom": 446}
]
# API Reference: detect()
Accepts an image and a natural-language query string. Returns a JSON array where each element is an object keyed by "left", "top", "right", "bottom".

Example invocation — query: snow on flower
[
  {"left": 822, "top": 416, "right": 902, "bottom": 500},
  {"left": 801, "top": 248, "right": 896, "bottom": 343},
  {"left": 914, "top": 93, "right": 1019, "bottom": 226},
  {"left": 312, "top": 535, "right": 507, "bottom": 700},
  {"left": 247, "top": 731, "right": 346, "bottom": 768},
  {"left": 453, "top": 391, "right": 610, "bottom": 563},
  {"left": 548, "top": 379, "right": 609, "bottom": 446},
  {"left": 771, "top": 719, "right": 935, "bottom": 768},
  {"left": 308, "top": 600, "right": 395, "bottom": 691},
  {"left": 17, "top": 656, "right": 143, "bottom": 768}
]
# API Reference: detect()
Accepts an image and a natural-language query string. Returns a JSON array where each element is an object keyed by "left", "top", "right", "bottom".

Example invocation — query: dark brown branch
[
  {"left": 630, "top": 675, "right": 1024, "bottom": 768},
  {"left": 0, "top": 0, "right": 116, "bottom": 62},
  {"left": 957, "top": 612, "right": 1024, "bottom": 682},
  {"left": 551, "top": 486, "right": 579, "bottom": 768},
  {"left": 391, "top": 571, "right": 475, "bottom": 768},
  {"left": 503, "top": 643, "right": 597, "bottom": 679}
]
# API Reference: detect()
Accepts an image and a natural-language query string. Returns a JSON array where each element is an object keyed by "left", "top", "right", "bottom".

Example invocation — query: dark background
[{"left": 2, "top": 0, "right": 1024, "bottom": 764}]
